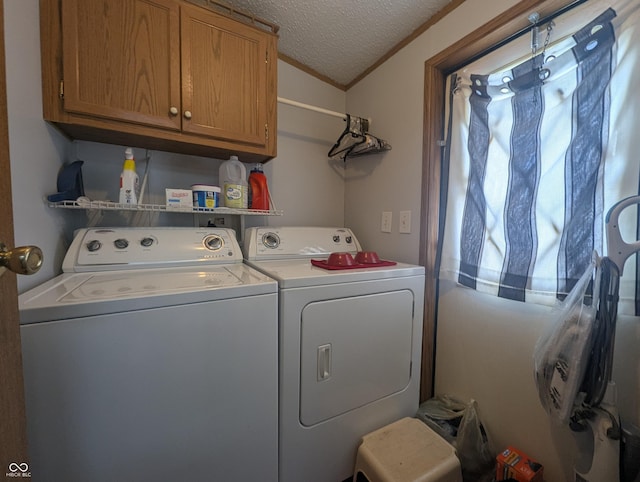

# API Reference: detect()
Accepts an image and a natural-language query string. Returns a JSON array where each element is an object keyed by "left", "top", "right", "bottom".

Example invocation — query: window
[
  {"left": 419, "top": 0, "right": 639, "bottom": 399},
  {"left": 440, "top": 0, "right": 639, "bottom": 305}
]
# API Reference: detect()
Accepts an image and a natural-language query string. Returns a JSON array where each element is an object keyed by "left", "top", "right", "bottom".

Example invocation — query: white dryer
[
  {"left": 243, "top": 226, "right": 425, "bottom": 482},
  {"left": 19, "top": 227, "right": 278, "bottom": 482}
]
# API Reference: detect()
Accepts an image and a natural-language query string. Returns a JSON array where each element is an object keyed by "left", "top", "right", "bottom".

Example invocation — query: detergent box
[
  {"left": 165, "top": 188, "right": 192, "bottom": 211},
  {"left": 496, "top": 446, "right": 543, "bottom": 482}
]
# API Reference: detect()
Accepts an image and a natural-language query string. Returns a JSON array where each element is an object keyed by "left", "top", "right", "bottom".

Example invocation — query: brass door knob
[{"left": 0, "top": 242, "right": 43, "bottom": 275}]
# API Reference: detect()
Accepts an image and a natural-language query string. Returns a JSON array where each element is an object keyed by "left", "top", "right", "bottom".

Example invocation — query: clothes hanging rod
[{"left": 277, "top": 96, "right": 371, "bottom": 124}]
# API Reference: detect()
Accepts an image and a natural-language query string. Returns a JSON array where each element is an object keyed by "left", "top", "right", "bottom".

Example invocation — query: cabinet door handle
[
  {"left": 184, "top": 110, "right": 192, "bottom": 120},
  {"left": 169, "top": 106, "right": 178, "bottom": 116}
]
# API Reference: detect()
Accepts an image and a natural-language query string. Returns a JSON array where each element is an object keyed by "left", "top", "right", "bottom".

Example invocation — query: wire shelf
[{"left": 47, "top": 200, "right": 283, "bottom": 216}]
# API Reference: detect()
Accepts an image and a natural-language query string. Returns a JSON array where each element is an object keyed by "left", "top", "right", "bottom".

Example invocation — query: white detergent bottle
[
  {"left": 219, "top": 155, "right": 247, "bottom": 208},
  {"left": 119, "top": 147, "right": 139, "bottom": 205}
]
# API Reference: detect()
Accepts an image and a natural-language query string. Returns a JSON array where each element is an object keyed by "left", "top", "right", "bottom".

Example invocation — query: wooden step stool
[{"left": 353, "top": 417, "right": 463, "bottom": 482}]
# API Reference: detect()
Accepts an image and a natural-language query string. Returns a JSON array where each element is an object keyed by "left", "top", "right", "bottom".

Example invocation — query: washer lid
[
  {"left": 246, "top": 259, "right": 424, "bottom": 289},
  {"left": 19, "top": 264, "right": 277, "bottom": 324}
]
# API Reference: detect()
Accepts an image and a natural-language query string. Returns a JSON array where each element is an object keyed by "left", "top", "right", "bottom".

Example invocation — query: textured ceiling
[{"left": 220, "top": 0, "right": 453, "bottom": 87}]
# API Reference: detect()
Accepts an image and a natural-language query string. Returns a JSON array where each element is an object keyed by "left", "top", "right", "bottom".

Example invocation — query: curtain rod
[
  {"left": 446, "top": 0, "right": 589, "bottom": 74},
  {"left": 277, "top": 97, "right": 371, "bottom": 124}
]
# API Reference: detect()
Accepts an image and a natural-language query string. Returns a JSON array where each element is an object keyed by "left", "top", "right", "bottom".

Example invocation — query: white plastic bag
[
  {"left": 417, "top": 396, "right": 494, "bottom": 476},
  {"left": 533, "top": 255, "right": 600, "bottom": 423},
  {"left": 416, "top": 394, "right": 467, "bottom": 443},
  {"left": 456, "top": 399, "right": 494, "bottom": 476}
]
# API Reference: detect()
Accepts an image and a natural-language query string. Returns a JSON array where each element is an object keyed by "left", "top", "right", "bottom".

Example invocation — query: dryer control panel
[
  {"left": 63, "top": 227, "right": 243, "bottom": 272},
  {"left": 243, "top": 227, "right": 361, "bottom": 260}
]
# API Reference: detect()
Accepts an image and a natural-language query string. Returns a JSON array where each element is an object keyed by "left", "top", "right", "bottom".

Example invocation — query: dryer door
[{"left": 299, "top": 289, "right": 414, "bottom": 426}]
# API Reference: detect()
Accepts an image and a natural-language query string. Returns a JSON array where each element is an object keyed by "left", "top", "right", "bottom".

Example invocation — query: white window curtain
[{"left": 438, "top": 0, "right": 640, "bottom": 314}]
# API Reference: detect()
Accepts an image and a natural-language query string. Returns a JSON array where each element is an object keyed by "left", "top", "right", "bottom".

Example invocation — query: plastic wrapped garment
[{"left": 533, "top": 256, "right": 600, "bottom": 424}]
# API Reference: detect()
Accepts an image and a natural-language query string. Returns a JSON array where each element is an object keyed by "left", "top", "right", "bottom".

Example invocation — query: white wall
[
  {"left": 4, "top": 0, "right": 346, "bottom": 292},
  {"left": 436, "top": 281, "right": 578, "bottom": 482},
  {"left": 271, "top": 61, "right": 346, "bottom": 227},
  {"left": 345, "top": 0, "right": 521, "bottom": 264},
  {"left": 5, "top": 0, "right": 70, "bottom": 292},
  {"left": 345, "top": 1, "right": 639, "bottom": 481}
]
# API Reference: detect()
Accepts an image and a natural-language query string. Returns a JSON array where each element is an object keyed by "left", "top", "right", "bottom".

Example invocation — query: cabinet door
[
  {"left": 181, "top": 3, "right": 270, "bottom": 147},
  {"left": 61, "top": 0, "right": 181, "bottom": 130}
]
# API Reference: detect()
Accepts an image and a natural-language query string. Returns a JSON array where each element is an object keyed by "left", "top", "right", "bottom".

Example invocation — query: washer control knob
[
  {"left": 114, "top": 238, "right": 129, "bottom": 250},
  {"left": 140, "top": 237, "right": 154, "bottom": 247},
  {"left": 203, "top": 235, "right": 223, "bottom": 251},
  {"left": 262, "top": 232, "right": 280, "bottom": 249},
  {"left": 86, "top": 240, "right": 101, "bottom": 252},
  {"left": 346, "top": 236, "right": 352, "bottom": 244},
  {"left": 333, "top": 235, "right": 340, "bottom": 243}
]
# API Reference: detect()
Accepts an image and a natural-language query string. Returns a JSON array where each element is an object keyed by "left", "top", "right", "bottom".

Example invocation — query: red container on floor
[{"left": 496, "top": 446, "right": 543, "bottom": 482}]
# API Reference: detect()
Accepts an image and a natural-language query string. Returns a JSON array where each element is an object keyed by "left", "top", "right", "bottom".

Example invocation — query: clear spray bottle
[{"left": 119, "top": 147, "right": 139, "bottom": 205}]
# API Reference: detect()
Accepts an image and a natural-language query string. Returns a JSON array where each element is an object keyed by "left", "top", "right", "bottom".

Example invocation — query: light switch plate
[
  {"left": 381, "top": 211, "right": 392, "bottom": 233},
  {"left": 399, "top": 210, "right": 411, "bottom": 234}
]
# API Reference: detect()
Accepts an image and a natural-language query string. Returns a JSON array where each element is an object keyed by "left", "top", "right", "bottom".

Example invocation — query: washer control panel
[
  {"left": 64, "top": 227, "right": 242, "bottom": 272},
  {"left": 244, "top": 227, "right": 361, "bottom": 260}
]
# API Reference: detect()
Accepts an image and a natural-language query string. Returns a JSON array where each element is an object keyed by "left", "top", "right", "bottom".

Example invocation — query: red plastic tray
[{"left": 310, "top": 259, "right": 397, "bottom": 270}]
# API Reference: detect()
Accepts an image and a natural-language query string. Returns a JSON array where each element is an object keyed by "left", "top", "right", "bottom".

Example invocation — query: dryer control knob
[{"left": 262, "top": 233, "right": 280, "bottom": 249}]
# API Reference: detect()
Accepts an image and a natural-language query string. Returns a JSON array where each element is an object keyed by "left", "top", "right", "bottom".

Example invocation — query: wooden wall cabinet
[{"left": 40, "top": 0, "right": 278, "bottom": 163}]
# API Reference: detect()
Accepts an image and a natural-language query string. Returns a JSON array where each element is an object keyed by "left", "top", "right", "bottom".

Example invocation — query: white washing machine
[
  {"left": 243, "top": 226, "right": 425, "bottom": 482},
  {"left": 19, "top": 227, "right": 278, "bottom": 482}
]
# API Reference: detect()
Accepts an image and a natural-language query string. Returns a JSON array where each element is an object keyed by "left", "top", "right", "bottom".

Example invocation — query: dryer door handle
[{"left": 317, "top": 344, "right": 332, "bottom": 381}]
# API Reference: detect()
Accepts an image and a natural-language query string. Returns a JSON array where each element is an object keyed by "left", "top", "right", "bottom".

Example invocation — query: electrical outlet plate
[
  {"left": 381, "top": 211, "right": 392, "bottom": 233},
  {"left": 399, "top": 210, "right": 411, "bottom": 234}
]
